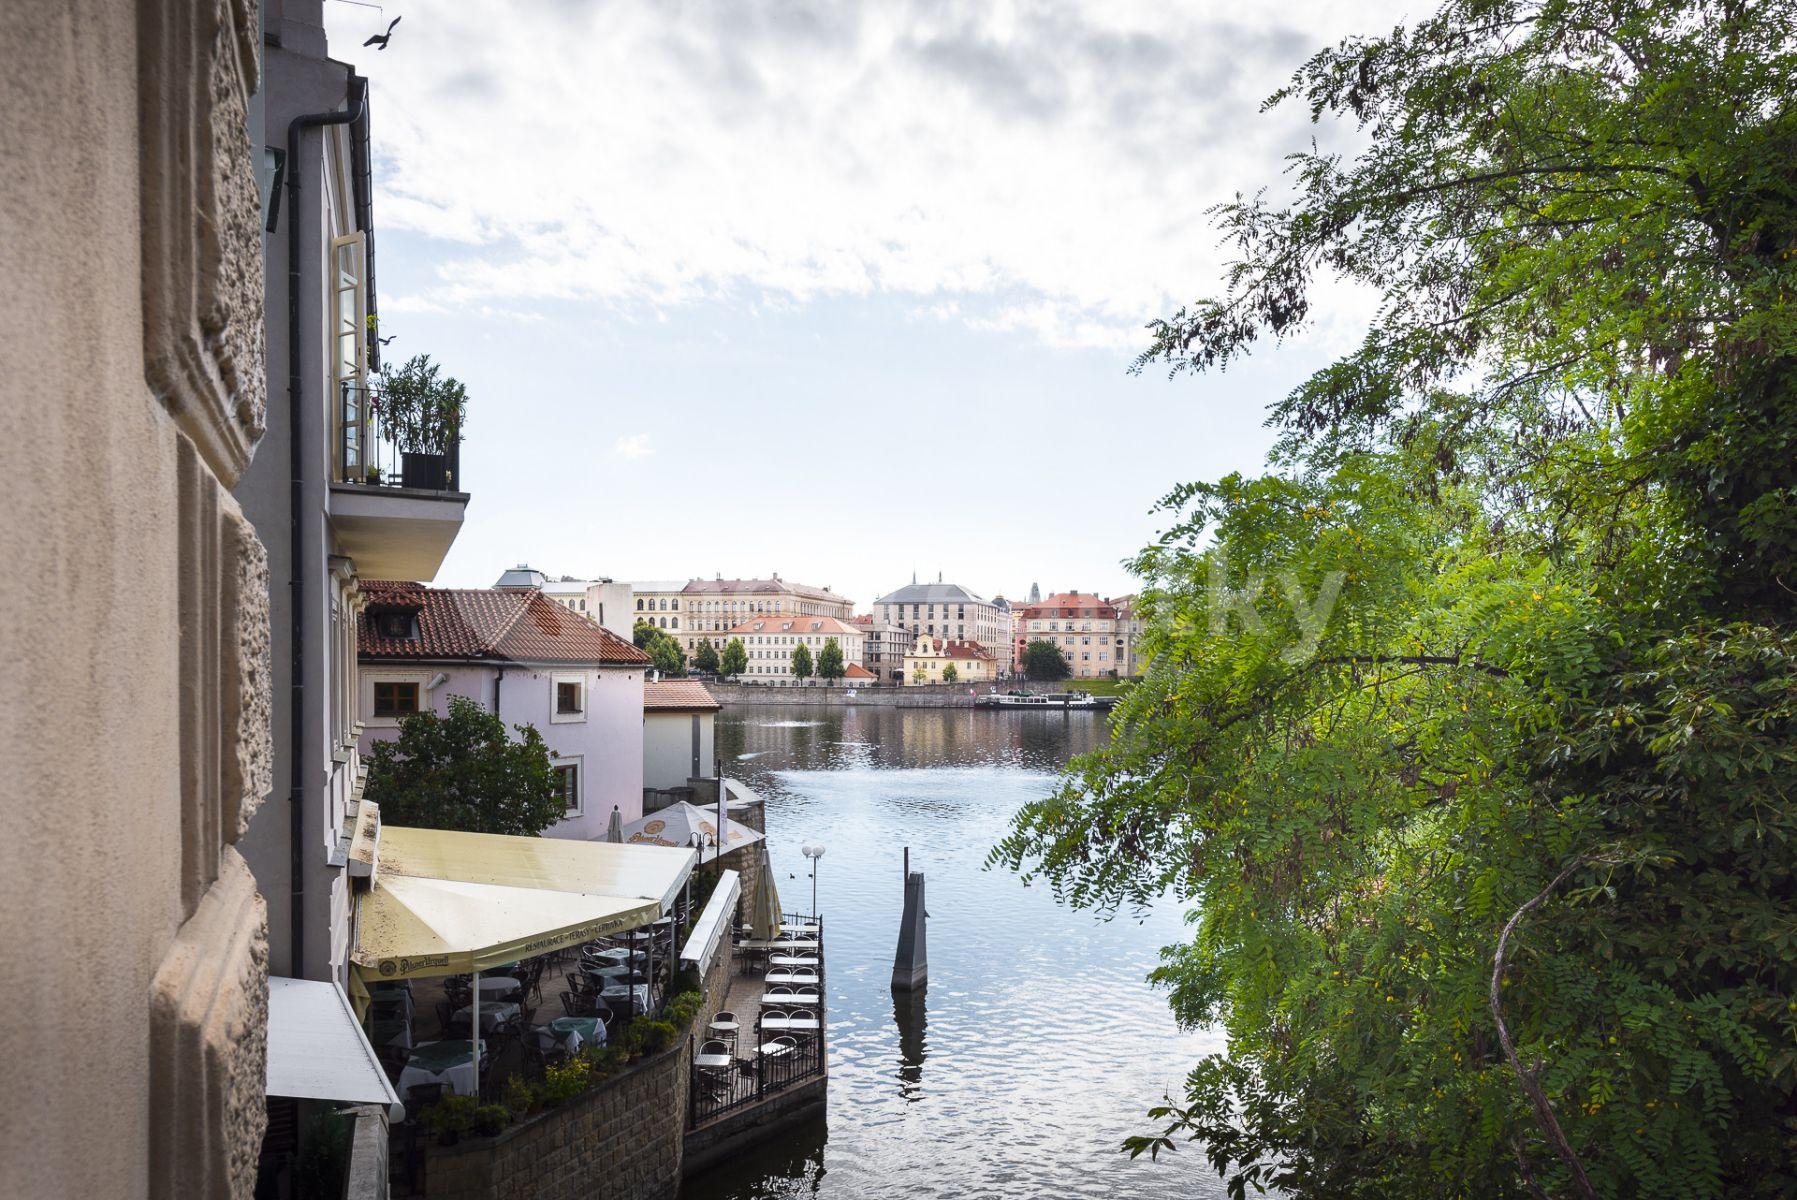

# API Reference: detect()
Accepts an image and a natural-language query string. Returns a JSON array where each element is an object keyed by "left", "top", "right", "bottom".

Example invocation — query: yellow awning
[{"left": 352, "top": 826, "right": 696, "bottom": 981}]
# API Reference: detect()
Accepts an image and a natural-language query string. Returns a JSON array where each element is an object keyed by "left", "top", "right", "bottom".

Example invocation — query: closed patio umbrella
[
  {"left": 751, "top": 842, "right": 783, "bottom": 941},
  {"left": 606, "top": 805, "right": 623, "bottom": 844}
]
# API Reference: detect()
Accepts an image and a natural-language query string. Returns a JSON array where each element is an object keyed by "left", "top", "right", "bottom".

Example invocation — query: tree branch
[{"left": 1490, "top": 858, "right": 1597, "bottom": 1200}]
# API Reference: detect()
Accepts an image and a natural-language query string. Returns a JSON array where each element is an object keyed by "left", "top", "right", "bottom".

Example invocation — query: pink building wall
[{"left": 359, "top": 662, "right": 646, "bottom": 838}]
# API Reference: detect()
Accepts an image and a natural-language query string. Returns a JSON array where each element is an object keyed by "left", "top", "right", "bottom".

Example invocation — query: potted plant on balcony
[{"left": 373, "top": 354, "right": 467, "bottom": 490}]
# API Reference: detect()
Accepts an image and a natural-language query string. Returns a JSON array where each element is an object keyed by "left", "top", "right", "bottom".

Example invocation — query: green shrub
[
  {"left": 540, "top": 1056, "right": 591, "bottom": 1105},
  {"left": 501, "top": 1075, "right": 537, "bottom": 1120},
  {"left": 471, "top": 1104, "right": 510, "bottom": 1137},
  {"left": 422, "top": 1093, "right": 478, "bottom": 1137}
]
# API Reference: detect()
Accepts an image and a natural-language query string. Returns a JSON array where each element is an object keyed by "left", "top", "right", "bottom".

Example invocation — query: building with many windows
[
  {"left": 871, "top": 577, "right": 1009, "bottom": 653},
  {"left": 725, "top": 615, "right": 866, "bottom": 683},
  {"left": 903, "top": 633, "right": 1000, "bottom": 685},
  {"left": 636, "top": 575, "right": 855, "bottom": 661},
  {"left": 853, "top": 614, "right": 912, "bottom": 682},
  {"left": 1015, "top": 591, "right": 1130, "bottom": 678}
]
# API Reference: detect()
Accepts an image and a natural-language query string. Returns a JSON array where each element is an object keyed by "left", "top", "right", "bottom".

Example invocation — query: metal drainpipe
[{"left": 282, "top": 74, "right": 366, "bottom": 978}]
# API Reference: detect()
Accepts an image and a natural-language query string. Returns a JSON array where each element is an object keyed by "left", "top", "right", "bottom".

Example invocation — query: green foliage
[
  {"left": 501, "top": 1074, "right": 537, "bottom": 1120},
  {"left": 693, "top": 638, "right": 721, "bottom": 673},
  {"left": 422, "top": 1093, "right": 479, "bottom": 1137},
  {"left": 1022, "top": 640, "right": 1071, "bottom": 681},
  {"left": 790, "top": 642, "right": 814, "bottom": 680},
  {"left": 721, "top": 638, "right": 748, "bottom": 678},
  {"left": 290, "top": 1107, "right": 350, "bottom": 1199},
  {"left": 816, "top": 637, "right": 846, "bottom": 680},
  {"left": 374, "top": 354, "right": 467, "bottom": 454},
  {"left": 538, "top": 1057, "right": 590, "bottom": 1106},
  {"left": 633, "top": 620, "right": 687, "bottom": 676},
  {"left": 364, "top": 696, "right": 562, "bottom": 835},
  {"left": 995, "top": 3, "right": 1797, "bottom": 1197},
  {"left": 941, "top": 663, "right": 958, "bottom": 683}
]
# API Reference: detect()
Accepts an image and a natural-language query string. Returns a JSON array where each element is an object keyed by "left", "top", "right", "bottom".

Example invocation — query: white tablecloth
[
  {"left": 451, "top": 999, "right": 521, "bottom": 1032},
  {"left": 398, "top": 1040, "right": 483, "bottom": 1099},
  {"left": 476, "top": 976, "right": 520, "bottom": 998},
  {"left": 599, "top": 982, "right": 650, "bottom": 1011},
  {"left": 764, "top": 970, "right": 818, "bottom": 986}
]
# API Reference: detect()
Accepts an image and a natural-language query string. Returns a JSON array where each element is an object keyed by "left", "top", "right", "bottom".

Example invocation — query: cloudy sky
[{"left": 324, "top": 0, "right": 1413, "bottom": 608}]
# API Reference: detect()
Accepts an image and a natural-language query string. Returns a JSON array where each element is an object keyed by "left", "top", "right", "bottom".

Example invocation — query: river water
[{"left": 680, "top": 704, "right": 1226, "bottom": 1200}]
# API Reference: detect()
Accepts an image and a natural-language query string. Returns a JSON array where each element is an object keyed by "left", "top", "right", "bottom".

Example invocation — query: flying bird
[{"left": 363, "top": 15, "right": 400, "bottom": 49}]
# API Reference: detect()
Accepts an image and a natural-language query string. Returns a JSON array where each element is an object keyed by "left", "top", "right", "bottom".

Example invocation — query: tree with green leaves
[
  {"left": 374, "top": 354, "right": 467, "bottom": 455},
  {"left": 633, "top": 619, "right": 686, "bottom": 676},
  {"left": 941, "top": 662, "right": 958, "bottom": 683},
  {"left": 720, "top": 638, "right": 747, "bottom": 678},
  {"left": 816, "top": 637, "right": 845, "bottom": 681},
  {"left": 364, "top": 696, "right": 562, "bottom": 836},
  {"left": 994, "top": 3, "right": 1797, "bottom": 1198},
  {"left": 790, "top": 642, "right": 813, "bottom": 681},
  {"left": 1022, "top": 640, "right": 1071, "bottom": 681},
  {"left": 693, "top": 638, "right": 720, "bottom": 673}
]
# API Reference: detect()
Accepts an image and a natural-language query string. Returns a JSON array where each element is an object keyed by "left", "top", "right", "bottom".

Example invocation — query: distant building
[
  {"left": 358, "top": 581, "right": 652, "bottom": 837},
  {"left": 725, "top": 614, "right": 866, "bottom": 683},
  {"left": 1015, "top": 591, "right": 1129, "bottom": 678},
  {"left": 496, "top": 565, "right": 633, "bottom": 640},
  {"left": 903, "top": 633, "right": 999, "bottom": 685},
  {"left": 633, "top": 575, "right": 854, "bottom": 663},
  {"left": 871, "top": 576, "right": 1009, "bottom": 652},
  {"left": 853, "top": 614, "right": 912, "bottom": 683},
  {"left": 1112, "top": 594, "right": 1148, "bottom": 676}
]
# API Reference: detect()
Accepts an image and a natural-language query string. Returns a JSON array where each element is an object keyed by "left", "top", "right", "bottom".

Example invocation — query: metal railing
[
  {"left": 335, "top": 380, "right": 463, "bottom": 493},
  {"left": 691, "top": 912, "right": 826, "bottom": 1127}
]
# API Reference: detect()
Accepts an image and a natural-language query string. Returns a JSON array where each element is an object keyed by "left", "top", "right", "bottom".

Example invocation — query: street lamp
[{"left": 801, "top": 843, "right": 826, "bottom": 918}]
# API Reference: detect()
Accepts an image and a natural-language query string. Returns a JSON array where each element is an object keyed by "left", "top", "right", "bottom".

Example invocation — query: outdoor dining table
[
  {"left": 370, "top": 1016, "right": 413, "bottom": 1050},
  {"left": 600, "top": 982, "right": 649, "bottom": 1011},
  {"left": 755, "top": 1040, "right": 797, "bottom": 1058},
  {"left": 693, "top": 1051, "right": 734, "bottom": 1071},
  {"left": 763, "top": 969, "right": 818, "bottom": 987},
  {"left": 538, "top": 1016, "right": 607, "bottom": 1054},
  {"left": 585, "top": 946, "right": 632, "bottom": 964},
  {"left": 398, "top": 1039, "right": 483, "bottom": 1099},
  {"left": 451, "top": 998, "right": 522, "bottom": 1032},
  {"left": 475, "top": 975, "right": 521, "bottom": 999},
  {"left": 742, "top": 938, "right": 818, "bottom": 951},
  {"left": 768, "top": 954, "right": 818, "bottom": 968},
  {"left": 759, "top": 991, "right": 820, "bottom": 1007}
]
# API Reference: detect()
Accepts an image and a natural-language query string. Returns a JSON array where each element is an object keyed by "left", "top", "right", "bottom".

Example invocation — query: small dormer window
[{"left": 372, "top": 610, "right": 419, "bottom": 641}]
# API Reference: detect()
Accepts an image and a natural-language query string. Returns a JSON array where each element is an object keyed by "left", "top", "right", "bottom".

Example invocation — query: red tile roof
[
  {"left": 643, "top": 680, "right": 720, "bottom": 711},
  {"left": 360, "top": 581, "right": 650, "bottom": 666},
  {"left": 843, "top": 663, "right": 876, "bottom": 679},
  {"left": 1018, "top": 591, "right": 1118, "bottom": 620},
  {"left": 910, "top": 637, "right": 996, "bottom": 661}
]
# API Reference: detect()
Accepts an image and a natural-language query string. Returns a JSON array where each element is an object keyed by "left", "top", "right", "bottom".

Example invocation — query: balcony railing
[{"left": 336, "top": 380, "right": 463, "bottom": 493}]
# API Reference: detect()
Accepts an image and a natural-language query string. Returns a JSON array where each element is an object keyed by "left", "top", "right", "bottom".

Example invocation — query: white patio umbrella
[
  {"left": 605, "top": 805, "right": 624, "bottom": 844},
  {"left": 751, "top": 842, "right": 783, "bottom": 941},
  {"left": 617, "top": 801, "right": 762, "bottom": 864}
]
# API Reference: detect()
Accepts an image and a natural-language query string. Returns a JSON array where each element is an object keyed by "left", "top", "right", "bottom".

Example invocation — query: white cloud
[
  {"left": 612, "top": 433, "right": 654, "bottom": 460},
  {"left": 331, "top": 1, "right": 1412, "bottom": 350}
]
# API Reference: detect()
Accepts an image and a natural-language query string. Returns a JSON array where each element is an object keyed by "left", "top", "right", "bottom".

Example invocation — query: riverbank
[{"left": 706, "top": 681, "right": 1116, "bottom": 708}]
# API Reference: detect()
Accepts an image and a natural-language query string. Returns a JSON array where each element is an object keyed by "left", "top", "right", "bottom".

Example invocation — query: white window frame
[
  {"left": 551, "top": 672, "right": 587, "bottom": 724},
  {"left": 365, "top": 671, "right": 428, "bottom": 728},
  {"left": 553, "top": 755, "right": 583, "bottom": 816}
]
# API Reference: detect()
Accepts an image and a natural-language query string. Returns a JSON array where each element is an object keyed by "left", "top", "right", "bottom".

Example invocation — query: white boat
[{"left": 974, "top": 690, "right": 1111, "bottom": 710}]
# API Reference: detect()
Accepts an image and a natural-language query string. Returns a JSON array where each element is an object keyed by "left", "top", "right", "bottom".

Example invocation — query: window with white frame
[
  {"left": 553, "top": 758, "right": 581, "bottom": 815},
  {"left": 369, "top": 676, "right": 423, "bottom": 723},
  {"left": 552, "top": 674, "right": 586, "bottom": 722}
]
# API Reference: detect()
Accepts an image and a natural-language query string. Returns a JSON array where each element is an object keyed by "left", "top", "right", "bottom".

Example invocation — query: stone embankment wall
[
  {"left": 423, "top": 944, "right": 733, "bottom": 1200},
  {"left": 707, "top": 681, "right": 1098, "bottom": 708}
]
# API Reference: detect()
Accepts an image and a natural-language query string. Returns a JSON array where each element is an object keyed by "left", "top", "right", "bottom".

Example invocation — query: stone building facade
[
  {"left": 725, "top": 615, "right": 867, "bottom": 683},
  {"left": 637, "top": 575, "right": 855, "bottom": 661},
  {"left": 2, "top": 2, "right": 275, "bottom": 1196},
  {"left": 1015, "top": 591, "right": 1130, "bottom": 678},
  {"left": 872, "top": 577, "right": 1009, "bottom": 653}
]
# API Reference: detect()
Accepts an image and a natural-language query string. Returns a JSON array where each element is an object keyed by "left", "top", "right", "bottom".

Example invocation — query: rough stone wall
[{"left": 0, "top": 2, "right": 271, "bottom": 1197}]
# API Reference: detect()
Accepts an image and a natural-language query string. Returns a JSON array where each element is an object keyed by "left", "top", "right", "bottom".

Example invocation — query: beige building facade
[
  {"left": 638, "top": 575, "right": 855, "bottom": 661},
  {"left": 1016, "top": 591, "right": 1131, "bottom": 678},
  {"left": 853, "top": 615, "right": 912, "bottom": 683},
  {"left": 873, "top": 578, "right": 1008, "bottom": 654},
  {"left": 727, "top": 615, "right": 866, "bottom": 683},
  {"left": 903, "top": 633, "right": 1000, "bottom": 684},
  {"left": 2, "top": 2, "right": 276, "bottom": 1195}
]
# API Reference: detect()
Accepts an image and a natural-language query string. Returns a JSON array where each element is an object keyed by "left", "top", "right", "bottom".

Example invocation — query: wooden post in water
[{"left": 892, "top": 845, "right": 928, "bottom": 991}]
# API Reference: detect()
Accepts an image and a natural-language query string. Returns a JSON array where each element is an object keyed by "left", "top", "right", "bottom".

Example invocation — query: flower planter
[{"left": 401, "top": 451, "right": 448, "bottom": 490}]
